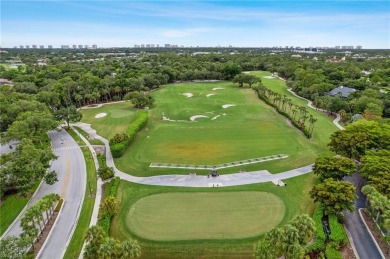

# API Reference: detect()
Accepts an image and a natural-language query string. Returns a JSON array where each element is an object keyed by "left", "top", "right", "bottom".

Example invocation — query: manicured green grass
[
  {"left": 80, "top": 102, "right": 138, "bottom": 140},
  {"left": 73, "top": 126, "right": 104, "bottom": 145},
  {"left": 63, "top": 136, "right": 97, "bottom": 258},
  {"left": 127, "top": 192, "right": 284, "bottom": 241},
  {"left": 111, "top": 173, "right": 316, "bottom": 258},
  {"left": 80, "top": 76, "right": 338, "bottom": 176},
  {"left": 0, "top": 182, "right": 40, "bottom": 235}
]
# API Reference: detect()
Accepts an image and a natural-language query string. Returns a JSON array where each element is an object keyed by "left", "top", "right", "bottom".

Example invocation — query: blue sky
[{"left": 1, "top": 1, "right": 389, "bottom": 48}]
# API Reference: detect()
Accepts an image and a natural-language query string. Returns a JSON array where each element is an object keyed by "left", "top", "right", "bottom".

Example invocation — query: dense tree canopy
[
  {"left": 313, "top": 155, "right": 356, "bottom": 181},
  {"left": 310, "top": 178, "right": 356, "bottom": 216}
]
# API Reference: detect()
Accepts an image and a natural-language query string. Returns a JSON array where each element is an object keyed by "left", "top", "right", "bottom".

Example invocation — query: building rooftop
[{"left": 328, "top": 86, "right": 356, "bottom": 98}]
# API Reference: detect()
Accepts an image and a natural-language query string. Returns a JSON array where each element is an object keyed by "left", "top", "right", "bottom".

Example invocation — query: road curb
[
  {"left": 358, "top": 208, "right": 385, "bottom": 259},
  {"left": 343, "top": 224, "right": 360, "bottom": 259}
]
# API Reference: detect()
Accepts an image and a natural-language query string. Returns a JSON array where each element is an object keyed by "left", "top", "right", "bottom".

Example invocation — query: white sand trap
[
  {"left": 264, "top": 76, "right": 275, "bottom": 79},
  {"left": 183, "top": 93, "right": 193, "bottom": 97},
  {"left": 213, "top": 87, "right": 225, "bottom": 91},
  {"left": 211, "top": 115, "right": 221, "bottom": 120},
  {"left": 222, "top": 104, "right": 236, "bottom": 109},
  {"left": 206, "top": 94, "right": 215, "bottom": 97},
  {"left": 95, "top": 113, "right": 107, "bottom": 118},
  {"left": 243, "top": 71, "right": 250, "bottom": 74},
  {"left": 162, "top": 116, "right": 186, "bottom": 122},
  {"left": 190, "top": 115, "right": 208, "bottom": 121}
]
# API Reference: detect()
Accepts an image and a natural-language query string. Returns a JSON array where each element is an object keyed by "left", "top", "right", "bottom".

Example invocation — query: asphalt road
[
  {"left": 344, "top": 173, "right": 384, "bottom": 259},
  {"left": 2, "top": 129, "right": 86, "bottom": 259}
]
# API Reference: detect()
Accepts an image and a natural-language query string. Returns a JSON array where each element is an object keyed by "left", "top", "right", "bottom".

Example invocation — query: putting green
[{"left": 126, "top": 191, "right": 285, "bottom": 241}]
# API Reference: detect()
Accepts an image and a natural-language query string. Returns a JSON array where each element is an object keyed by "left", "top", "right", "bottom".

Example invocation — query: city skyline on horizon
[{"left": 1, "top": 1, "right": 389, "bottom": 49}]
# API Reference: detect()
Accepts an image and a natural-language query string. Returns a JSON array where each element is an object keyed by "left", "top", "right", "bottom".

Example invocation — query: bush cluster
[
  {"left": 98, "top": 177, "right": 120, "bottom": 235},
  {"left": 309, "top": 206, "right": 347, "bottom": 258},
  {"left": 109, "top": 133, "right": 129, "bottom": 145},
  {"left": 110, "top": 110, "right": 148, "bottom": 158}
]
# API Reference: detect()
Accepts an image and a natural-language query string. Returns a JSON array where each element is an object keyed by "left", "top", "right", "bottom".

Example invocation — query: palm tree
[
  {"left": 308, "top": 115, "right": 318, "bottom": 136},
  {"left": 291, "top": 214, "right": 315, "bottom": 244},
  {"left": 84, "top": 225, "right": 105, "bottom": 258},
  {"left": 338, "top": 109, "right": 347, "bottom": 122},
  {"left": 120, "top": 240, "right": 141, "bottom": 258},
  {"left": 31, "top": 204, "right": 44, "bottom": 234}
]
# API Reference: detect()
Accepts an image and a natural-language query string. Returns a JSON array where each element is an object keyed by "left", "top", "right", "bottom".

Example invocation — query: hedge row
[
  {"left": 98, "top": 177, "right": 120, "bottom": 235},
  {"left": 110, "top": 110, "right": 148, "bottom": 158},
  {"left": 309, "top": 205, "right": 326, "bottom": 251},
  {"left": 254, "top": 89, "right": 311, "bottom": 138},
  {"left": 309, "top": 206, "right": 348, "bottom": 256}
]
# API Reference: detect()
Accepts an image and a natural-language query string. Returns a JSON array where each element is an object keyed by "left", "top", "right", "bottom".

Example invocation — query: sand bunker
[
  {"left": 95, "top": 113, "right": 107, "bottom": 118},
  {"left": 243, "top": 71, "right": 250, "bottom": 74},
  {"left": 190, "top": 115, "right": 209, "bottom": 121},
  {"left": 206, "top": 94, "right": 215, "bottom": 97},
  {"left": 222, "top": 104, "right": 236, "bottom": 109},
  {"left": 213, "top": 88, "right": 225, "bottom": 91},
  {"left": 183, "top": 93, "right": 193, "bottom": 97},
  {"left": 264, "top": 76, "right": 275, "bottom": 79},
  {"left": 211, "top": 115, "right": 221, "bottom": 120},
  {"left": 162, "top": 116, "right": 186, "bottom": 122}
]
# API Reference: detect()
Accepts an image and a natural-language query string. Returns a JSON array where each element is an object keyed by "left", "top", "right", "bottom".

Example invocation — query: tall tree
[
  {"left": 310, "top": 178, "right": 356, "bottom": 216},
  {"left": 54, "top": 105, "right": 82, "bottom": 128},
  {"left": 313, "top": 155, "right": 357, "bottom": 181}
]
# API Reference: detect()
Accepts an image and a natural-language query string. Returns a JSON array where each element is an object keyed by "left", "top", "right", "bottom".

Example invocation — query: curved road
[
  {"left": 2, "top": 129, "right": 86, "bottom": 259},
  {"left": 344, "top": 173, "right": 384, "bottom": 259}
]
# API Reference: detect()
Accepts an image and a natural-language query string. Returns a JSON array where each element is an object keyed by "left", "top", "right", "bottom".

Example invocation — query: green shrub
[
  {"left": 110, "top": 110, "right": 148, "bottom": 158},
  {"left": 55, "top": 199, "right": 64, "bottom": 212},
  {"left": 325, "top": 247, "right": 342, "bottom": 259},
  {"left": 97, "top": 177, "right": 121, "bottom": 235},
  {"left": 329, "top": 214, "right": 348, "bottom": 248},
  {"left": 109, "top": 177, "right": 120, "bottom": 197},
  {"left": 109, "top": 133, "right": 129, "bottom": 145},
  {"left": 309, "top": 205, "right": 326, "bottom": 251},
  {"left": 97, "top": 166, "right": 114, "bottom": 180}
]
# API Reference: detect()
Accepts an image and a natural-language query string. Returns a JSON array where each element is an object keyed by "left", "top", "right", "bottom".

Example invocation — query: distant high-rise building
[
  {"left": 19, "top": 45, "right": 24, "bottom": 49},
  {"left": 92, "top": 45, "right": 97, "bottom": 49},
  {"left": 84, "top": 45, "right": 88, "bottom": 48},
  {"left": 157, "top": 44, "right": 159, "bottom": 47},
  {"left": 141, "top": 44, "right": 145, "bottom": 48},
  {"left": 341, "top": 46, "right": 354, "bottom": 49},
  {"left": 32, "top": 45, "right": 37, "bottom": 49},
  {"left": 134, "top": 44, "right": 140, "bottom": 48},
  {"left": 13, "top": 46, "right": 17, "bottom": 49},
  {"left": 146, "top": 44, "right": 150, "bottom": 48},
  {"left": 335, "top": 46, "right": 340, "bottom": 49},
  {"left": 39, "top": 45, "right": 45, "bottom": 49},
  {"left": 61, "top": 45, "right": 70, "bottom": 49},
  {"left": 48, "top": 45, "right": 53, "bottom": 49},
  {"left": 165, "top": 44, "right": 171, "bottom": 48},
  {"left": 72, "top": 45, "right": 77, "bottom": 49},
  {"left": 356, "top": 45, "right": 362, "bottom": 49},
  {"left": 78, "top": 45, "right": 83, "bottom": 49},
  {"left": 151, "top": 44, "right": 155, "bottom": 47},
  {"left": 25, "top": 45, "right": 30, "bottom": 49}
]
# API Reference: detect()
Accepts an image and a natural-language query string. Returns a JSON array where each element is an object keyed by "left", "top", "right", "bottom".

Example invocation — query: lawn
[
  {"left": 0, "top": 182, "right": 40, "bottom": 236},
  {"left": 127, "top": 192, "right": 284, "bottom": 241},
  {"left": 79, "top": 102, "right": 138, "bottom": 140},
  {"left": 111, "top": 172, "right": 316, "bottom": 258},
  {"left": 80, "top": 75, "right": 338, "bottom": 176}
]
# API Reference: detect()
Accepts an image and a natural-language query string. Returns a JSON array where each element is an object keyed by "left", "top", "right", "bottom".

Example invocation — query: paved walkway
[
  {"left": 72, "top": 122, "right": 314, "bottom": 187},
  {"left": 286, "top": 88, "right": 344, "bottom": 130}
]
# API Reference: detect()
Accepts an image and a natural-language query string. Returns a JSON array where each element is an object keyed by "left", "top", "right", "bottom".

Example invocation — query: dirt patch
[
  {"left": 93, "top": 145, "right": 106, "bottom": 155},
  {"left": 341, "top": 242, "right": 357, "bottom": 259},
  {"left": 361, "top": 209, "right": 390, "bottom": 258}
]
